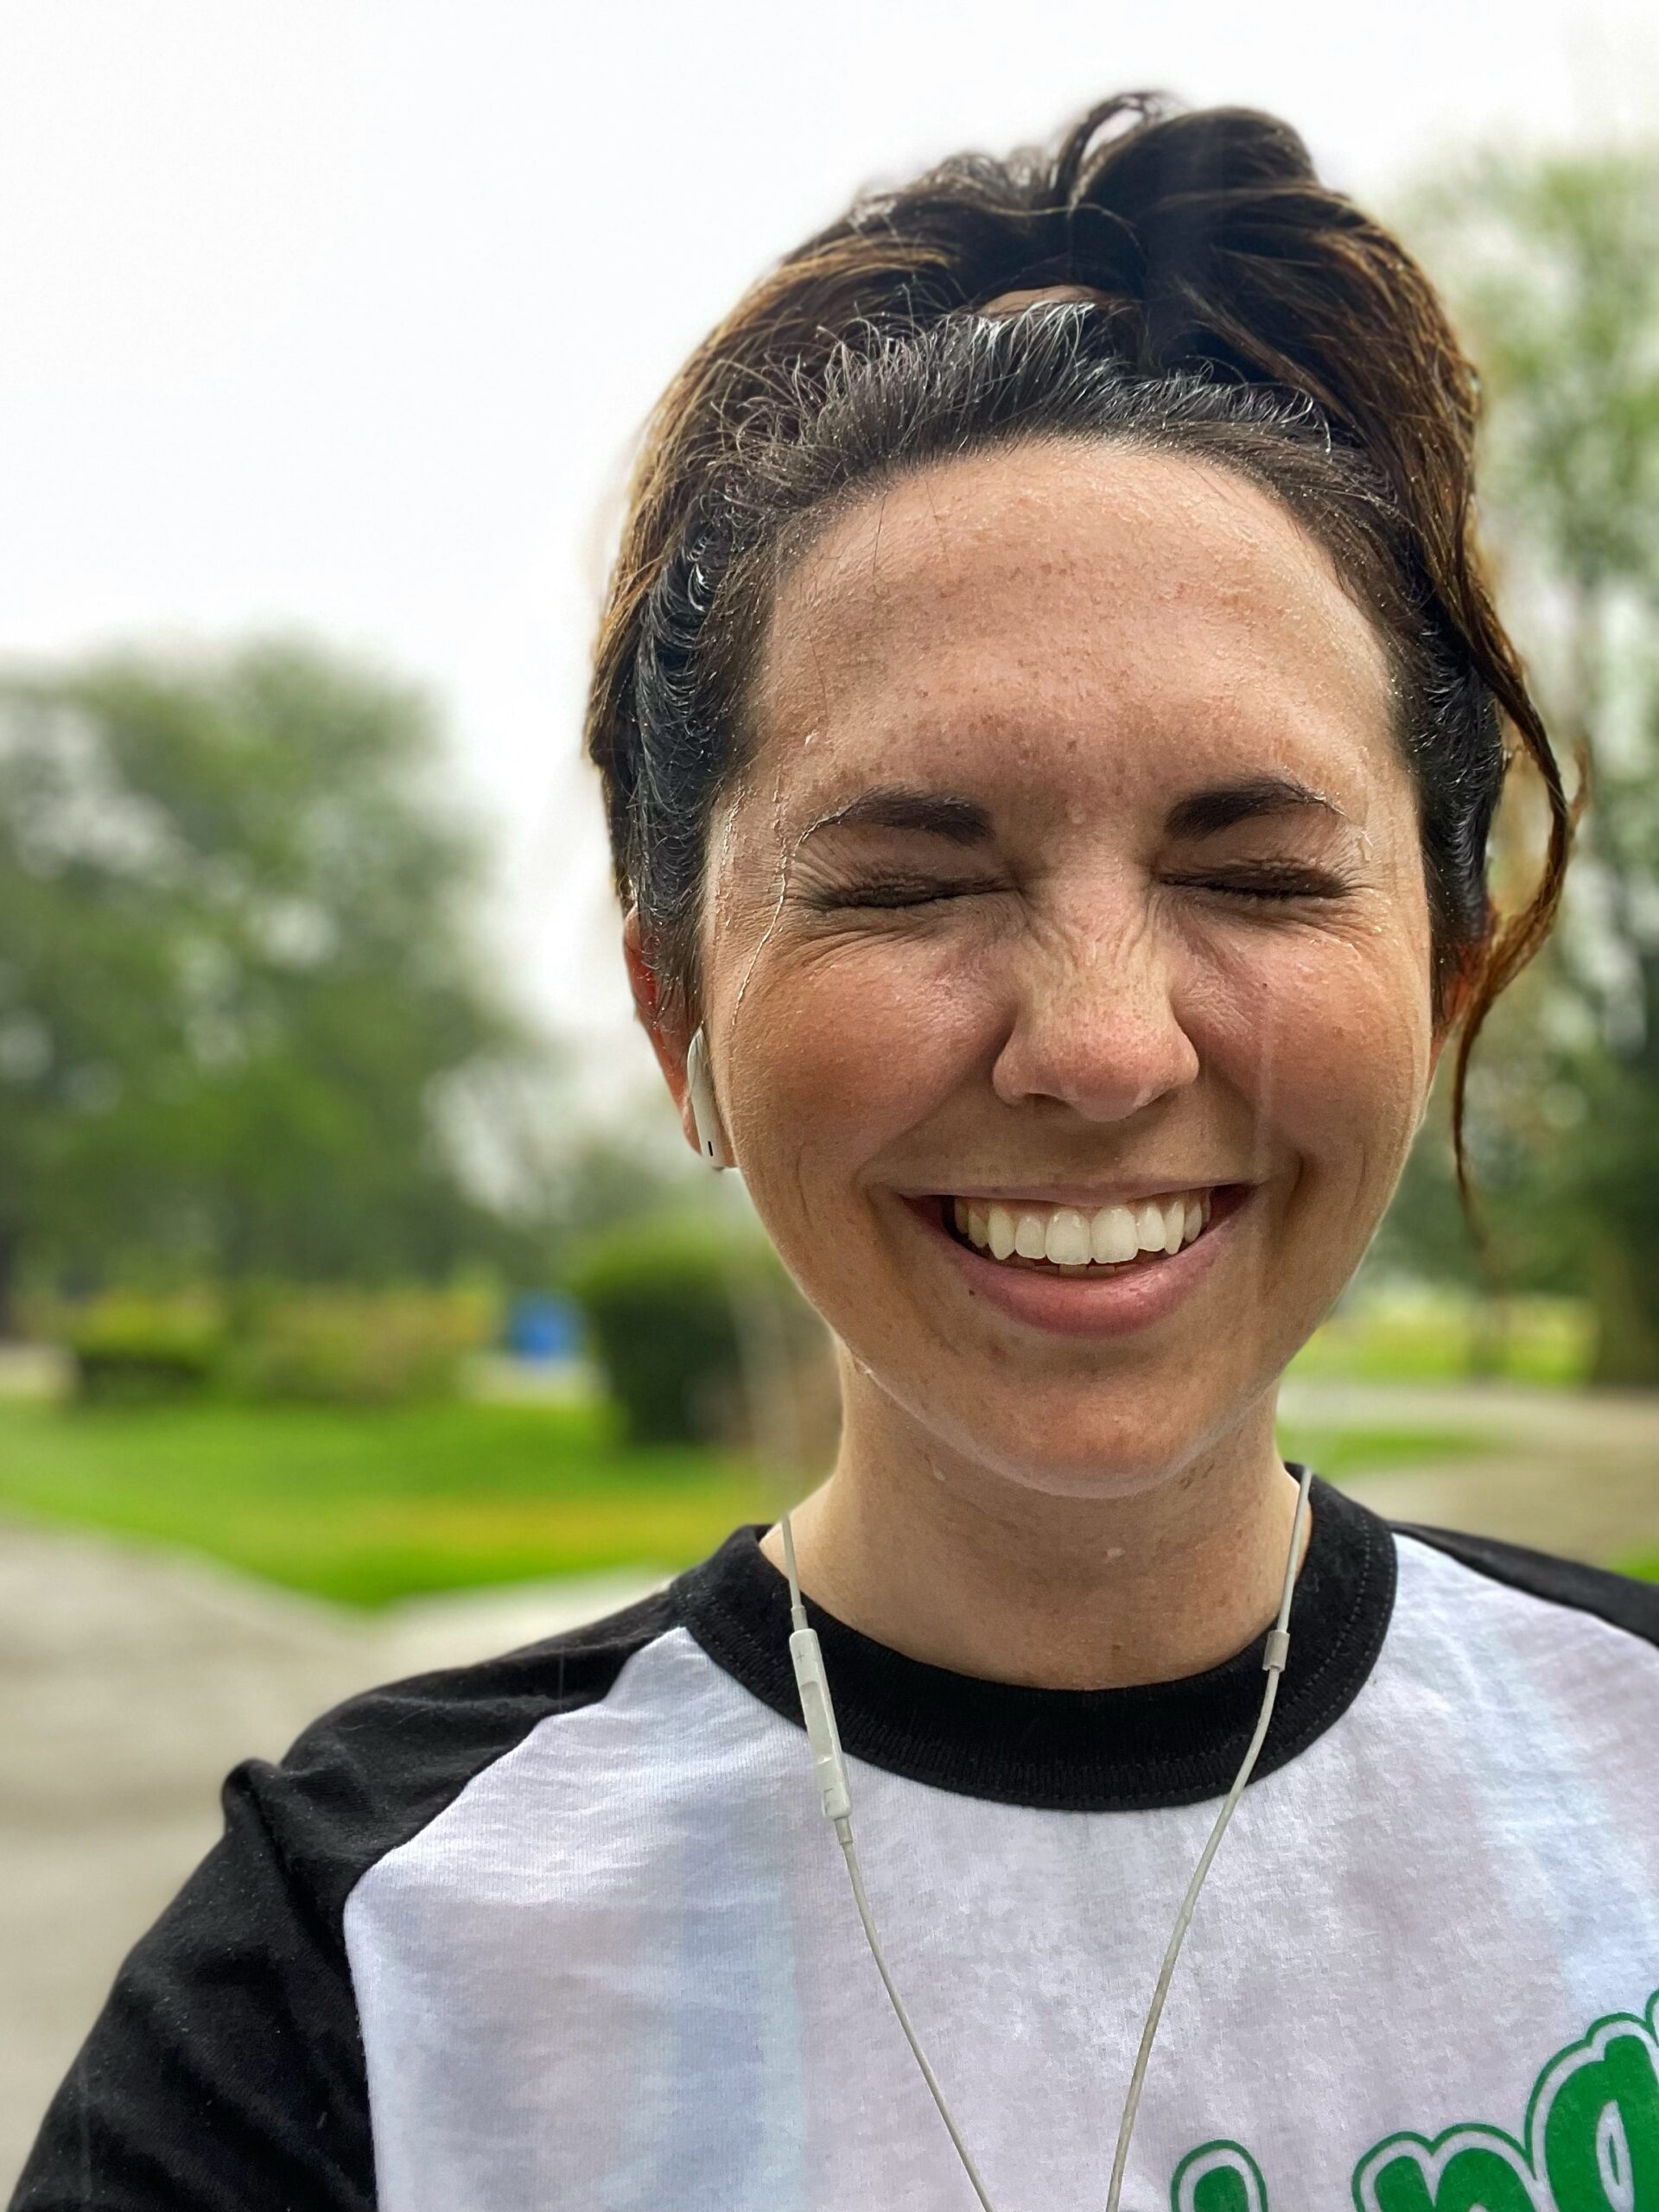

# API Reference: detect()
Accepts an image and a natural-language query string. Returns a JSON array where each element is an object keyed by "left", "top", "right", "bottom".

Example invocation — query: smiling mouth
[{"left": 932, "top": 1187, "right": 1240, "bottom": 1275}]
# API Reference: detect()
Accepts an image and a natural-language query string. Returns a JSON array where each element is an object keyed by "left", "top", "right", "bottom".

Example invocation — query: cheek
[
  {"left": 1191, "top": 919, "right": 1433, "bottom": 1192},
  {"left": 715, "top": 932, "right": 989, "bottom": 1195}
]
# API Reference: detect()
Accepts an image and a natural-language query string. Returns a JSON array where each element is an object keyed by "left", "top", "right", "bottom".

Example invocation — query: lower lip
[{"left": 909, "top": 1191, "right": 1248, "bottom": 1338}]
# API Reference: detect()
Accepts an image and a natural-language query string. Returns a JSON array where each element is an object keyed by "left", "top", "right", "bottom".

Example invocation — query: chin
[{"left": 918, "top": 1386, "right": 1243, "bottom": 1505}]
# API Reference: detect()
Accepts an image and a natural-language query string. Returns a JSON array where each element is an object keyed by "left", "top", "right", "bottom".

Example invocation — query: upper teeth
[{"left": 950, "top": 1192, "right": 1211, "bottom": 1267}]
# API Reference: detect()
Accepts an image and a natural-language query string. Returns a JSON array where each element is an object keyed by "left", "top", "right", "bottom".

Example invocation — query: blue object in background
[{"left": 505, "top": 1293, "right": 582, "bottom": 1363}]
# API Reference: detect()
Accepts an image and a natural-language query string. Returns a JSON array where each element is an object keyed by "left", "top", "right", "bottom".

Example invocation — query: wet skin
[{"left": 631, "top": 438, "right": 1446, "bottom": 1686}]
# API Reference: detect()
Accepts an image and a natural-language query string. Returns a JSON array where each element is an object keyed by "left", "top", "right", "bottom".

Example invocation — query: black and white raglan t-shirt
[{"left": 14, "top": 1478, "right": 1659, "bottom": 2212}]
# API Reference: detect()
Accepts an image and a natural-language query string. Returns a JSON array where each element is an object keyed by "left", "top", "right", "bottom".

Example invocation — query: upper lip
[{"left": 903, "top": 1179, "right": 1245, "bottom": 1208}]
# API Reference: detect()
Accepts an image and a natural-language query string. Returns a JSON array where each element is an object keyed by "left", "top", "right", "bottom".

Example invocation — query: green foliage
[
  {"left": 39, "top": 1280, "right": 499, "bottom": 1407},
  {"left": 1288, "top": 1289, "right": 1593, "bottom": 1388},
  {"left": 1411, "top": 152, "right": 1659, "bottom": 592},
  {"left": 0, "top": 639, "right": 540, "bottom": 1318},
  {"left": 0, "top": 1397, "right": 777, "bottom": 1606},
  {"left": 54, "top": 1289, "right": 226, "bottom": 1405},
  {"left": 223, "top": 1283, "right": 498, "bottom": 1406},
  {"left": 1393, "top": 148, "right": 1659, "bottom": 1375},
  {"left": 1275, "top": 1424, "right": 1488, "bottom": 1478},
  {"left": 539, "top": 1116, "right": 709, "bottom": 1251},
  {"left": 0, "top": 1397, "right": 1489, "bottom": 1610},
  {"left": 566, "top": 1216, "right": 769, "bottom": 1445}
]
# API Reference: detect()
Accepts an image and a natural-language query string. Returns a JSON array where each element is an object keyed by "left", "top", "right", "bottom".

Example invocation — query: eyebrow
[
  {"left": 800, "top": 773, "right": 1344, "bottom": 848},
  {"left": 1164, "top": 776, "right": 1345, "bottom": 838},
  {"left": 803, "top": 785, "right": 995, "bottom": 846}
]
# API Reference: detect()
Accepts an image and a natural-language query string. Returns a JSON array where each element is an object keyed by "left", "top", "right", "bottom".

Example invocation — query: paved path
[
  {"left": 2, "top": 1383, "right": 1654, "bottom": 2190},
  {"left": 1282, "top": 1379, "right": 1659, "bottom": 1567},
  {"left": 0, "top": 1516, "right": 660, "bottom": 2193}
]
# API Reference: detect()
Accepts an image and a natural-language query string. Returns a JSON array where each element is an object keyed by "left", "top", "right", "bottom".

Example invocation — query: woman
[{"left": 16, "top": 94, "right": 1659, "bottom": 2212}]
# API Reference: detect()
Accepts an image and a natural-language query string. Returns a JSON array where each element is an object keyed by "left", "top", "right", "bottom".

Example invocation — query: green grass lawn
[
  {"left": 0, "top": 1398, "right": 782, "bottom": 1607},
  {"left": 0, "top": 1393, "right": 1498, "bottom": 1608},
  {"left": 1287, "top": 1294, "right": 1593, "bottom": 1387},
  {"left": 1274, "top": 1424, "right": 1487, "bottom": 1481}
]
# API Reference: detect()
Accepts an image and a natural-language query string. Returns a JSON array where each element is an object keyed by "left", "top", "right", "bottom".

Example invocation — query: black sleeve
[
  {"left": 10, "top": 1593, "right": 676, "bottom": 2211},
  {"left": 13, "top": 1747, "right": 378, "bottom": 2212}
]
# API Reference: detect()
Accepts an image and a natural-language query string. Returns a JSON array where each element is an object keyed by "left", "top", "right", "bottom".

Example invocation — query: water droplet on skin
[{"left": 728, "top": 766, "right": 800, "bottom": 1029}]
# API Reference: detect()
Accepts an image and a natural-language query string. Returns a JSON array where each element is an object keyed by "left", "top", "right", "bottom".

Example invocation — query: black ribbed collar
[{"left": 672, "top": 1473, "right": 1395, "bottom": 1812}]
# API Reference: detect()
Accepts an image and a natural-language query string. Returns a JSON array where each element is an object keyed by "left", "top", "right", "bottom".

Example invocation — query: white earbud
[{"left": 685, "top": 1026, "right": 733, "bottom": 1170}]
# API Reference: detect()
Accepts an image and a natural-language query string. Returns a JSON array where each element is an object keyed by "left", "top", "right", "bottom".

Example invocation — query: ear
[{"left": 623, "top": 908, "right": 720, "bottom": 1165}]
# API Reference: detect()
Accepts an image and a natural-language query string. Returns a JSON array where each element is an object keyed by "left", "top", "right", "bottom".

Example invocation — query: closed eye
[
  {"left": 806, "top": 874, "right": 1004, "bottom": 912},
  {"left": 1165, "top": 864, "right": 1352, "bottom": 902}
]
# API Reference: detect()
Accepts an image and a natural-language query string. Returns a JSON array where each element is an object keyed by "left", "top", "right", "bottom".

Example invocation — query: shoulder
[
  {"left": 1382, "top": 1516, "right": 1659, "bottom": 1741},
  {"left": 10, "top": 1585, "right": 685, "bottom": 2211},
  {"left": 254, "top": 1584, "right": 684, "bottom": 1925},
  {"left": 1371, "top": 1521, "right": 1659, "bottom": 1823},
  {"left": 1389, "top": 1520, "right": 1659, "bottom": 1653}
]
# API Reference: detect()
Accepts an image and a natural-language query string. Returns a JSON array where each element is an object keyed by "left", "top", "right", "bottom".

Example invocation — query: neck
[{"left": 760, "top": 1367, "right": 1306, "bottom": 1691}]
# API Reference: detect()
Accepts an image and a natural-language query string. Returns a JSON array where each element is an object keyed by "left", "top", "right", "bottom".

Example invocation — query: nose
[{"left": 988, "top": 901, "right": 1201, "bottom": 1123}]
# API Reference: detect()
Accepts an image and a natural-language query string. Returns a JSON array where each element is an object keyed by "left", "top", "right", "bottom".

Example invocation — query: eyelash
[
  {"left": 1167, "top": 867, "right": 1351, "bottom": 904},
  {"left": 807, "top": 876, "right": 996, "bottom": 912},
  {"left": 811, "top": 868, "right": 1349, "bottom": 912}
]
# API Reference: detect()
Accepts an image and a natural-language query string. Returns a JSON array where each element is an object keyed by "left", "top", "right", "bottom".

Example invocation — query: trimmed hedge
[
  {"left": 566, "top": 1217, "right": 818, "bottom": 1448},
  {"left": 224, "top": 1285, "right": 495, "bottom": 1406},
  {"left": 61, "top": 1294, "right": 225, "bottom": 1406},
  {"left": 48, "top": 1284, "right": 496, "bottom": 1408}
]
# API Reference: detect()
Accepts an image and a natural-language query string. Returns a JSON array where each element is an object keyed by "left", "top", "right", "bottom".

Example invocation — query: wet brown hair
[{"left": 585, "top": 93, "right": 1571, "bottom": 1191}]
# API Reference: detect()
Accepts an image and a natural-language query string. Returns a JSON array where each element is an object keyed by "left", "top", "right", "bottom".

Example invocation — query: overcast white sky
[{"left": 1, "top": 0, "right": 1653, "bottom": 1101}]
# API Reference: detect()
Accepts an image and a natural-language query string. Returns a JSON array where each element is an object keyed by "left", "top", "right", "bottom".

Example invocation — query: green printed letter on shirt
[
  {"left": 1536, "top": 2021, "right": 1659, "bottom": 2210},
  {"left": 1172, "top": 2140, "right": 1270, "bottom": 2212},
  {"left": 1357, "top": 2137, "right": 1539, "bottom": 2212},
  {"left": 1176, "top": 1986, "right": 1659, "bottom": 2212}
]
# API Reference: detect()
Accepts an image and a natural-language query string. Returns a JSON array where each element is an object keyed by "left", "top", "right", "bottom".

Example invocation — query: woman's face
[{"left": 672, "top": 441, "right": 1440, "bottom": 1497}]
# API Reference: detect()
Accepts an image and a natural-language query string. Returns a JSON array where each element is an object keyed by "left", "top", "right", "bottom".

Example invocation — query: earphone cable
[
  {"left": 836, "top": 1818, "right": 1001, "bottom": 2212},
  {"left": 779, "top": 1517, "right": 1001, "bottom": 2208},
  {"left": 1101, "top": 1461, "right": 1313, "bottom": 2211},
  {"left": 780, "top": 1464, "right": 1313, "bottom": 2212}
]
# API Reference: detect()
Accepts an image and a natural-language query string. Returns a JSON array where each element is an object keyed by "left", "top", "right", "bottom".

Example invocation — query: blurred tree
[
  {"left": 0, "top": 639, "right": 541, "bottom": 1325},
  {"left": 1402, "top": 147, "right": 1659, "bottom": 1379}
]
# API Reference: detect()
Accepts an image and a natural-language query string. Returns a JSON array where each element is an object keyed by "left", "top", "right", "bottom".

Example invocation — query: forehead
[{"left": 747, "top": 440, "right": 1397, "bottom": 819}]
